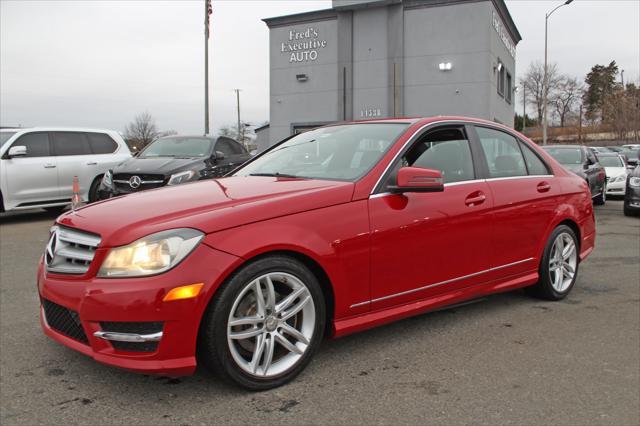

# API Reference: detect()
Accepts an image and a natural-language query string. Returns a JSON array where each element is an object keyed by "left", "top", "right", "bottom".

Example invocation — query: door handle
[
  {"left": 86, "top": 162, "right": 98, "bottom": 166},
  {"left": 537, "top": 182, "right": 551, "bottom": 193},
  {"left": 44, "top": 164, "right": 56, "bottom": 168},
  {"left": 465, "top": 192, "right": 486, "bottom": 206}
]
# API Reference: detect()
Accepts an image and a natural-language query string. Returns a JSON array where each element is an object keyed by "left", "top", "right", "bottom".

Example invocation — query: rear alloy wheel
[
  {"left": 200, "top": 256, "right": 325, "bottom": 390},
  {"left": 525, "top": 225, "right": 579, "bottom": 300},
  {"left": 593, "top": 184, "right": 606, "bottom": 205}
]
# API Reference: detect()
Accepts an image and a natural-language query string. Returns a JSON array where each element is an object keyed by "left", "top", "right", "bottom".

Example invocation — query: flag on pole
[{"left": 205, "top": 0, "right": 213, "bottom": 38}]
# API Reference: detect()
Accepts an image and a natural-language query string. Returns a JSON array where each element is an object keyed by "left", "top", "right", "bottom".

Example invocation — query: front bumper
[
  {"left": 606, "top": 179, "right": 626, "bottom": 195},
  {"left": 624, "top": 185, "right": 640, "bottom": 211},
  {"left": 38, "top": 243, "right": 240, "bottom": 376}
]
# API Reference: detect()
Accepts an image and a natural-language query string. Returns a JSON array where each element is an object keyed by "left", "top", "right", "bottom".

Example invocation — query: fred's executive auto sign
[{"left": 281, "top": 27, "right": 327, "bottom": 63}]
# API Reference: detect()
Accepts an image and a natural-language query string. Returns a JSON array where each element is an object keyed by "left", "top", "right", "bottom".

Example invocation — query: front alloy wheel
[
  {"left": 227, "top": 272, "right": 315, "bottom": 378},
  {"left": 199, "top": 255, "right": 325, "bottom": 390}
]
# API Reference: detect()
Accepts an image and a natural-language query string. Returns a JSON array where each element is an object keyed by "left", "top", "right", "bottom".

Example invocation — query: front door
[
  {"left": 368, "top": 125, "right": 494, "bottom": 310},
  {"left": 3, "top": 132, "right": 60, "bottom": 206}
]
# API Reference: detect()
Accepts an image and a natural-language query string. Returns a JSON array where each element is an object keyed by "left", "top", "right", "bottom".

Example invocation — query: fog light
[{"left": 163, "top": 283, "right": 204, "bottom": 302}]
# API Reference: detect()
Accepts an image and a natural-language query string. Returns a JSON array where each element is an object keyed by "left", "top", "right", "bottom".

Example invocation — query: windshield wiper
[{"left": 249, "top": 172, "right": 301, "bottom": 178}]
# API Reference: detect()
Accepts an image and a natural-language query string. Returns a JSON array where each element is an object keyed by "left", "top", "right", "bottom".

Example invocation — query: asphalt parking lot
[{"left": 1, "top": 201, "right": 638, "bottom": 425}]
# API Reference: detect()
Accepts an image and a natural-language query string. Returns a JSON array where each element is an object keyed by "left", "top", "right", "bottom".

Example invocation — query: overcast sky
[{"left": 1, "top": 0, "right": 638, "bottom": 134}]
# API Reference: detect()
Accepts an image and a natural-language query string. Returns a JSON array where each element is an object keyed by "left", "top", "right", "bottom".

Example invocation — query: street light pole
[
  {"left": 543, "top": 0, "right": 573, "bottom": 146},
  {"left": 204, "top": 0, "right": 212, "bottom": 136}
]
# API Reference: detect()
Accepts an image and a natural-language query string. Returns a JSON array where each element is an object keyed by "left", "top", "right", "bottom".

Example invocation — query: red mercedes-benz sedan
[{"left": 38, "top": 117, "right": 595, "bottom": 389}]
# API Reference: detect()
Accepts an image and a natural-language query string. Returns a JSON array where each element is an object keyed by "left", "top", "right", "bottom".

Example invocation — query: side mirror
[
  {"left": 215, "top": 151, "right": 225, "bottom": 161},
  {"left": 7, "top": 145, "right": 27, "bottom": 158},
  {"left": 389, "top": 167, "right": 444, "bottom": 193}
]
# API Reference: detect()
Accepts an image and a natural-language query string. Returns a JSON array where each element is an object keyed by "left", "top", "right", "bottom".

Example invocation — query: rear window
[
  {"left": 87, "top": 133, "right": 118, "bottom": 154},
  {"left": 544, "top": 147, "right": 583, "bottom": 165},
  {"left": 52, "top": 132, "right": 91, "bottom": 156}
]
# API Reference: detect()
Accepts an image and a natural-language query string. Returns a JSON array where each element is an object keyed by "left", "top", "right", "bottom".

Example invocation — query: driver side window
[{"left": 390, "top": 127, "right": 475, "bottom": 185}]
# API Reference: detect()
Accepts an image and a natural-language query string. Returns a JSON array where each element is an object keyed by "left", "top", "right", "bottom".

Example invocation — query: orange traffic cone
[{"left": 71, "top": 176, "right": 83, "bottom": 211}]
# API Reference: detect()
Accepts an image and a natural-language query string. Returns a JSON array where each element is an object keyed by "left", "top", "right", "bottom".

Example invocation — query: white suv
[{"left": 0, "top": 128, "right": 131, "bottom": 213}]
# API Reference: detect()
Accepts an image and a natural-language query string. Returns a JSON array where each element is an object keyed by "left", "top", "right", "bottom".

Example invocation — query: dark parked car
[
  {"left": 621, "top": 147, "right": 640, "bottom": 169},
  {"left": 542, "top": 145, "right": 606, "bottom": 205},
  {"left": 624, "top": 165, "right": 640, "bottom": 216},
  {"left": 99, "top": 135, "right": 250, "bottom": 198}
]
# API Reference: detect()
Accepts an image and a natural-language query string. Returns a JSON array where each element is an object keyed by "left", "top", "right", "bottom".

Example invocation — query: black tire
[
  {"left": 593, "top": 184, "right": 606, "bottom": 205},
  {"left": 624, "top": 203, "right": 636, "bottom": 216},
  {"left": 199, "top": 255, "right": 326, "bottom": 390},
  {"left": 525, "top": 225, "right": 580, "bottom": 301},
  {"left": 88, "top": 176, "right": 102, "bottom": 203},
  {"left": 43, "top": 206, "right": 66, "bottom": 216}
]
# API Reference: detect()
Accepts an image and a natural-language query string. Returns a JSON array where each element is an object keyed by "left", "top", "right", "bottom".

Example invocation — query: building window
[
  {"left": 505, "top": 72, "right": 512, "bottom": 104},
  {"left": 497, "top": 60, "right": 505, "bottom": 98}
]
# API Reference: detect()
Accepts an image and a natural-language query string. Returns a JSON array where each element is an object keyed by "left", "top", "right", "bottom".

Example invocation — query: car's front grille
[
  {"left": 45, "top": 226, "right": 100, "bottom": 275},
  {"left": 42, "top": 299, "right": 88, "bottom": 344},
  {"left": 112, "top": 173, "right": 166, "bottom": 192}
]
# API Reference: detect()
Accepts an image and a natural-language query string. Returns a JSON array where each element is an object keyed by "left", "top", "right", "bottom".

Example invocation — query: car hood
[
  {"left": 604, "top": 166, "right": 626, "bottom": 178},
  {"left": 58, "top": 176, "right": 354, "bottom": 247},
  {"left": 113, "top": 156, "right": 207, "bottom": 176}
]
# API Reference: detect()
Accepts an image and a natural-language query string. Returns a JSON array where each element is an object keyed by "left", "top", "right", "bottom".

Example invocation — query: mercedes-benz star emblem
[
  {"left": 45, "top": 228, "right": 58, "bottom": 266},
  {"left": 129, "top": 175, "right": 142, "bottom": 189}
]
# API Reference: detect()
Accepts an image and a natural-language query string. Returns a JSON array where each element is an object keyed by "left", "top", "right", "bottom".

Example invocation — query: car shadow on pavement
[{"left": 0, "top": 209, "right": 61, "bottom": 225}]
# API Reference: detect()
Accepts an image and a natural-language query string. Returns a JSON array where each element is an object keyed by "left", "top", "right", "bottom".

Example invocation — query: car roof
[
  {"left": 597, "top": 152, "right": 622, "bottom": 157},
  {"left": 1, "top": 127, "right": 119, "bottom": 133}
]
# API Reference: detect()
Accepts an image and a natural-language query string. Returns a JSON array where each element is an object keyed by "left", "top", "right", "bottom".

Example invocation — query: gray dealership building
[{"left": 256, "top": 0, "right": 521, "bottom": 149}]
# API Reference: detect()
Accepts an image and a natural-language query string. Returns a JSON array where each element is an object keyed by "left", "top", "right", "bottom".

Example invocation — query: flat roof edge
[{"left": 263, "top": 9, "right": 338, "bottom": 28}]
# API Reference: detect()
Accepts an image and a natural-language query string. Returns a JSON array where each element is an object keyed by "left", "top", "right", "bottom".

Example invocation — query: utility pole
[
  {"left": 234, "top": 89, "right": 242, "bottom": 143},
  {"left": 621, "top": 69, "right": 625, "bottom": 87},
  {"left": 204, "top": 0, "right": 212, "bottom": 136},
  {"left": 543, "top": 0, "right": 574, "bottom": 145},
  {"left": 578, "top": 104, "right": 583, "bottom": 143}
]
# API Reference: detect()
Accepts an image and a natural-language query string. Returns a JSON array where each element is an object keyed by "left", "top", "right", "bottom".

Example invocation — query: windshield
[
  {"left": 0, "top": 132, "right": 17, "bottom": 147},
  {"left": 139, "top": 137, "right": 213, "bottom": 158},
  {"left": 544, "top": 147, "right": 583, "bottom": 165},
  {"left": 598, "top": 156, "right": 624, "bottom": 168},
  {"left": 235, "top": 123, "right": 409, "bottom": 181},
  {"left": 622, "top": 148, "right": 640, "bottom": 161}
]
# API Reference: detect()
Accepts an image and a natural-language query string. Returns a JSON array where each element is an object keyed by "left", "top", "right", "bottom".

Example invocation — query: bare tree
[
  {"left": 604, "top": 84, "right": 640, "bottom": 141},
  {"left": 218, "top": 121, "right": 254, "bottom": 148},
  {"left": 123, "top": 112, "right": 171, "bottom": 150},
  {"left": 520, "top": 61, "right": 560, "bottom": 125},
  {"left": 551, "top": 76, "right": 583, "bottom": 127}
]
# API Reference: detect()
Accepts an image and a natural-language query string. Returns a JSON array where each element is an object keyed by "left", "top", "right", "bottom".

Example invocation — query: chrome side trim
[
  {"left": 93, "top": 331, "right": 163, "bottom": 343},
  {"left": 484, "top": 175, "right": 554, "bottom": 182},
  {"left": 350, "top": 257, "right": 535, "bottom": 308}
]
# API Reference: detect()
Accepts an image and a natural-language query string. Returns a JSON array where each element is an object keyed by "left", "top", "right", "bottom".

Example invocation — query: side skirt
[{"left": 332, "top": 271, "right": 538, "bottom": 338}]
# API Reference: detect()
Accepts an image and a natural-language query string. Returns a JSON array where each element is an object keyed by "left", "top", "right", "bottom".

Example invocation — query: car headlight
[
  {"left": 611, "top": 174, "right": 626, "bottom": 183},
  {"left": 102, "top": 170, "right": 113, "bottom": 187},
  {"left": 630, "top": 177, "right": 640, "bottom": 188},
  {"left": 97, "top": 228, "right": 204, "bottom": 277},
  {"left": 167, "top": 170, "right": 197, "bottom": 186}
]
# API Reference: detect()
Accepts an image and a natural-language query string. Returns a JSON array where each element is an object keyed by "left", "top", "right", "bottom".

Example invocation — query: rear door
[
  {"left": 51, "top": 132, "right": 95, "bottom": 200},
  {"left": 471, "top": 125, "right": 559, "bottom": 279},
  {"left": 2, "top": 132, "right": 60, "bottom": 206},
  {"left": 368, "top": 125, "right": 494, "bottom": 310}
]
